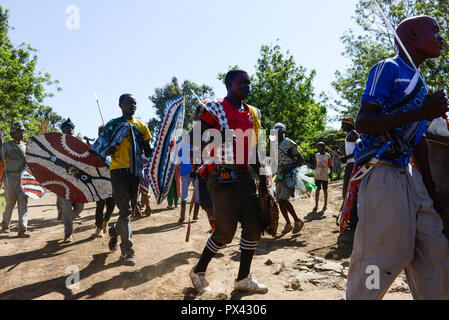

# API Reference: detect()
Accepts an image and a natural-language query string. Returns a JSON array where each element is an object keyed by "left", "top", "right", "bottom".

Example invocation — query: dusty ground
[{"left": 0, "top": 181, "right": 412, "bottom": 300}]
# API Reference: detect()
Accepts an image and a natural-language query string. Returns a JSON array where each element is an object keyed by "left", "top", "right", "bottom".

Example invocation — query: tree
[
  {"left": 244, "top": 44, "right": 327, "bottom": 161},
  {"left": 332, "top": 0, "right": 449, "bottom": 119},
  {"left": 147, "top": 77, "right": 214, "bottom": 140},
  {"left": 0, "top": 6, "right": 62, "bottom": 140}
]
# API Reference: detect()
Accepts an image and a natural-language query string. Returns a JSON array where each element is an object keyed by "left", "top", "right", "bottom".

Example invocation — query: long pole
[
  {"left": 0, "top": 131, "right": 9, "bottom": 191},
  {"left": 94, "top": 92, "right": 105, "bottom": 126},
  {"left": 373, "top": 0, "right": 424, "bottom": 82}
]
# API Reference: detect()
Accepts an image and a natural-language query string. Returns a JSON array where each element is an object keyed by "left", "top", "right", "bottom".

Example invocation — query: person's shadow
[
  {"left": 0, "top": 252, "right": 119, "bottom": 300},
  {"left": 304, "top": 209, "right": 327, "bottom": 222},
  {"left": 0, "top": 250, "right": 200, "bottom": 300},
  {"left": 0, "top": 236, "right": 95, "bottom": 272}
]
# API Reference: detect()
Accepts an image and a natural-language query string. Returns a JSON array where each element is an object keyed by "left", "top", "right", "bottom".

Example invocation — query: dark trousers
[
  {"left": 110, "top": 169, "right": 139, "bottom": 256},
  {"left": 207, "top": 170, "right": 263, "bottom": 244},
  {"left": 95, "top": 197, "right": 115, "bottom": 229}
]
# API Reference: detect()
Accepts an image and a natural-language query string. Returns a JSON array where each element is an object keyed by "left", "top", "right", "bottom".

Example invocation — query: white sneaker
[
  {"left": 94, "top": 228, "right": 104, "bottom": 238},
  {"left": 63, "top": 234, "right": 74, "bottom": 243},
  {"left": 234, "top": 274, "right": 268, "bottom": 294},
  {"left": 190, "top": 268, "right": 211, "bottom": 294}
]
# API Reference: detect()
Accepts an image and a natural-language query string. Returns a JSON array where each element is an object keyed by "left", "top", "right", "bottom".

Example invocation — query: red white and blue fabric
[{"left": 148, "top": 94, "right": 185, "bottom": 204}]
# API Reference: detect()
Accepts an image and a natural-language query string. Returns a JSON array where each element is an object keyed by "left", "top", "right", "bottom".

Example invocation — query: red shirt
[{"left": 200, "top": 98, "right": 255, "bottom": 172}]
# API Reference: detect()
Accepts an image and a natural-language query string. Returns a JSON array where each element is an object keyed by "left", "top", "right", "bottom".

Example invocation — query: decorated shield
[
  {"left": 148, "top": 94, "right": 185, "bottom": 204},
  {"left": 26, "top": 133, "right": 112, "bottom": 203},
  {"left": 20, "top": 167, "right": 46, "bottom": 199}
]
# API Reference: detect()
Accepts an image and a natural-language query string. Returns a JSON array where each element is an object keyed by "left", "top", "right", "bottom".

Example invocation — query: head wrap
[
  {"left": 61, "top": 118, "right": 75, "bottom": 129},
  {"left": 274, "top": 123, "right": 286, "bottom": 132},
  {"left": 10, "top": 121, "right": 25, "bottom": 134}
]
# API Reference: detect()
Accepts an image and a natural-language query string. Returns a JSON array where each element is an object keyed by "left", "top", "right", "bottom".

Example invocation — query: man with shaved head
[{"left": 345, "top": 16, "right": 449, "bottom": 300}]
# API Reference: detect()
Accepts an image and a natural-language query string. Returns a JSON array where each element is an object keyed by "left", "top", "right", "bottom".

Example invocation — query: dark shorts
[
  {"left": 207, "top": 169, "right": 263, "bottom": 244},
  {"left": 198, "top": 176, "right": 213, "bottom": 210},
  {"left": 315, "top": 180, "right": 329, "bottom": 190}
]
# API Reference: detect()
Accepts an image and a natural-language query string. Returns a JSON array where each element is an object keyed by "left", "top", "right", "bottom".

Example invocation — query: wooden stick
[{"left": 185, "top": 186, "right": 196, "bottom": 242}]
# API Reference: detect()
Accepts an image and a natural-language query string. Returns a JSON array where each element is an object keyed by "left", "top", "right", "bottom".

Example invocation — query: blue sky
[{"left": 3, "top": 0, "right": 362, "bottom": 138}]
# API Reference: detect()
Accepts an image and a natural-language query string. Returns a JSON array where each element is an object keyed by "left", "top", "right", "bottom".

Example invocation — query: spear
[
  {"left": 185, "top": 187, "right": 196, "bottom": 242},
  {"left": 94, "top": 92, "right": 105, "bottom": 126}
]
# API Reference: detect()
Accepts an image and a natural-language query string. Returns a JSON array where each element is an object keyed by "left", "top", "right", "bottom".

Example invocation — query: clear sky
[{"left": 2, "top": 0, "right": 362, "bottom": 138}]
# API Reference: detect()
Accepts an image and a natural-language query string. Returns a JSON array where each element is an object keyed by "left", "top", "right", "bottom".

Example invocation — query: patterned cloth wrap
[
  {"left": 89, "top": 117, "right": 145, "bottom": 178},
  {"left": 197, "top": 100, "right": 262, "bottom": 176},
  {"left": 353, "top": 77, "right": 427, "bottom": 168}
]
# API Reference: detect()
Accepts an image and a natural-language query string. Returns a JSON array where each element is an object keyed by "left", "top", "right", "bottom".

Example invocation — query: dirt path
[{"left": 0, "top": 181, "right": 412, "bottom": 300}]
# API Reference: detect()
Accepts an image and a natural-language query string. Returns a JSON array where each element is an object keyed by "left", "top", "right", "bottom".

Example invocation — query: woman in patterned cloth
[{"left": 273, "top": 123, "right": 305, "bottom": 234}]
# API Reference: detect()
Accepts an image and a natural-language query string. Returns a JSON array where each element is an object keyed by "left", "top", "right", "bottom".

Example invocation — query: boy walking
[
  {"left": 91, "top": 94, "right": 152, "bottom": 266},
  {"left": 1, "top": 122, "right": 30, "bottom": 238},
  {"left": 314, "top": 142, "right": 333, "bottom": 212}
]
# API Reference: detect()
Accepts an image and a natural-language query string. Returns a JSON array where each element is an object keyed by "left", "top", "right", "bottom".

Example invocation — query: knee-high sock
[
  {"left": 237, "top": 239, "right": 258, "bottom": 281},
  {"left": 195, "top": 238, "right": 224, "bottom": 273}
]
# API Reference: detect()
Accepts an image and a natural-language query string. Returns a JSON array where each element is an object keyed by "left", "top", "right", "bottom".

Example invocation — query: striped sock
[
  {"left": 195, "top": 238, "right": 224, "bottom": 273},
  {"left": 240, "top": 238, "right": 258, "bottom": 251},
  {"left": 206, "top": 237, "right": 224, "bottom": 253}
]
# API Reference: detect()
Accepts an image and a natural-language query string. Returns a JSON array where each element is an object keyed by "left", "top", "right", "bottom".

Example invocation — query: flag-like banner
[{"left": 148, "top": 94, "right": 185, "bottom": 204}]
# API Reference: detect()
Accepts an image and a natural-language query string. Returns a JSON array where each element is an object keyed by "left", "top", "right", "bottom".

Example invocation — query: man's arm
[
  {"left": 143, "top": 140, "right": 152, "bottom": 158},
  {"left": 356, "top": 90, "right": 448, "bottom": 134},
  {"left": 339, "top": 154, "right": 354, "bottom": 164}
]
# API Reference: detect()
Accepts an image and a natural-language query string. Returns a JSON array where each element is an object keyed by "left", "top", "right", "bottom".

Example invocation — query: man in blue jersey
[{"left": 345, "top": 16, "right": 449, "bottom": 300}]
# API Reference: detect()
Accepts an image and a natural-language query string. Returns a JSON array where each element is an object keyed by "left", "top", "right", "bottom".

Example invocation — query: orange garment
[{"left": 175, "top": 164, "right": 181, "bottom": 198}]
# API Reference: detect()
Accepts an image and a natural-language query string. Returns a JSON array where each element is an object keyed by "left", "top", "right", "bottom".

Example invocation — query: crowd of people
[{"left": 1, "top": 14, "right": 449, "bottom": 300}]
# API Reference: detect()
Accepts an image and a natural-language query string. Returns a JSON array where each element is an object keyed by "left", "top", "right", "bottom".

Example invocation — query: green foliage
[
  {"left": 0, "top": 6, "right": 62, "bottom": 141},
  {"left": 245, "top": 44, "right": 327, "bottom": 162},
  {"left": 332, "top": 0, "right": 449, "bottom": 119},
  {"left": 147, "top": 77, "right": 215, "bottom": 139},
  {"left": 314, "top": 129, "right": 346, "bottom": 149}
]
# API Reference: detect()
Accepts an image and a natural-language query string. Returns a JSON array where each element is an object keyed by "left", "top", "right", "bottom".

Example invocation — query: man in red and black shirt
[{"left": 189, "top": 70, "right": 269, "bottom": 294}]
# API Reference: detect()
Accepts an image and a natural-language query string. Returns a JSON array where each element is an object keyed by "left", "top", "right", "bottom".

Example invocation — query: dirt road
[{"left": 0, "top": 181, "right": 411, "bottom": 300}]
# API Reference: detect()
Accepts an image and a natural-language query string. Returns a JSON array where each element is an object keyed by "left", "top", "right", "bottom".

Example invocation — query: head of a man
[
  {"left": 225, "top": 70, "right": 251, "bottom": 101},
  {"left": 341, "top": 118, "right": 355, "bottom": 133},
  {"left": 61, "top": 118, "right": 75, "bottom": 136},
  {"left": 119, "top": 94, "right": 137, "bottom": 120},
  {"left": 317, "top": 142, "right": 326, "bottom": 154},
  {"left": 10, "top": 122, "right": 25, "bottom": 142},
  {"left": 274, "top": 123, "right": 286, "bottom": 141},
  {"left": 396, "top": 16, "right": 443, "bottom": 60}
]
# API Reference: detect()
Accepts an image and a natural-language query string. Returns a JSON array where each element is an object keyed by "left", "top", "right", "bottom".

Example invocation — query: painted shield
[
  {"left": 20, "top": 167, "right": 46, "bottom": 199},
  {"left": 148, "top": 94, "right": 185, "bottom": 204},
  {"left": 26, "top": 133, "right": 112, "bottom": 203}
]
